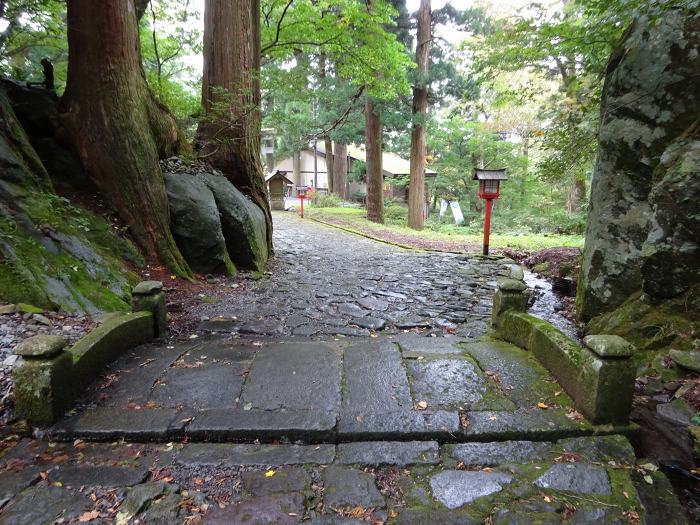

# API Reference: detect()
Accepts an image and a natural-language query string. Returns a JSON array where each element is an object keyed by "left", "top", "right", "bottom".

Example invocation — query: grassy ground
[{"left": 306, "top": 206, "right": 584, "bottom": 253}]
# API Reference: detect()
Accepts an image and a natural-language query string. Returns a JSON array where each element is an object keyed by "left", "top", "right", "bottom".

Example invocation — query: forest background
[{"left": 0, "top": 0, "right": 680, "bottom": 241}]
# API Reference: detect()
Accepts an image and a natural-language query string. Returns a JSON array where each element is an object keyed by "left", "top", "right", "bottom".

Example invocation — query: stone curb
[
  {"left": 491, "top": 276, "right": 636, "bottom": 425},
  {"left": 13, "top": 282, "right": 166, "bottom": 426}
]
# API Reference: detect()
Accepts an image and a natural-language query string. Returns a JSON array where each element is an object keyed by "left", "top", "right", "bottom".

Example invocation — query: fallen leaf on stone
[
  {"left": 79, "top": 510, "right": 100, "bottom": 522},
  {"left": 482, "top": 467, "right": 494, "bottom": 473},
  {"left": 537, "top": 402, "right": 549, "bottom": 409},
  {"left": 265, "top": 470, "right": 276, "bottom": 478},
  {"left": 189, "top": 334, "right": 198, "bottom": 339},
  {"left": 415, "top": 401, "right": 428, "bottom": 410},
  {"left": 643, "top": 475, "right": 653, "bottom": 485},
  {"left": 639, "top": 462, "right": 658, "bottom": 472},
  {"left": 288, "top": 513, "right": 298, "bottom": 517},
  {"left": 73, "top": 439, "right": 87, "bottom": 450},
  {"left": 543, "top": 495, "right": 552, "bottom": 503},
  {"left": 488, "top": 416, "right": 498, "bottom": 421},
  {"left": 163, "top": 443, "right": 174, "bottom": 452},
  {"left": 243, "top": 402, "right": 253, "bottom": 411}
]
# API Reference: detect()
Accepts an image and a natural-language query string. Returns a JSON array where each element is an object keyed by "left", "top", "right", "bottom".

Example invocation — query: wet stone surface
[{"left": 1, "top": 213, "right": 690, "bottom": 523}]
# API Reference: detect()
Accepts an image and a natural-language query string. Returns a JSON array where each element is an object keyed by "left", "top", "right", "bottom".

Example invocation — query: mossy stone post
[
  {"left": 132, "top": 280, "right": 166, "bottom": 337},
  {"left": 13, "top": 335, "right": 74, "bottom": 425},
  {"left": 492, "top": 271, "right": 529, "bottom": 329}
]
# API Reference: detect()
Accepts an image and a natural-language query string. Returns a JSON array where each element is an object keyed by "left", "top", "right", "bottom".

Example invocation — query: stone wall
[{"left": 578, "top": 10, "right": 700, "bottom": 323}]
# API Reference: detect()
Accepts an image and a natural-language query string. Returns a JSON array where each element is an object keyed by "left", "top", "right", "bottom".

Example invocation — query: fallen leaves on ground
[
  {"left": 415, "top": 401, "right": 428, "bottom": 410},
  {"left": 78, "top": 510, "right": 100, "bottom": 522}
]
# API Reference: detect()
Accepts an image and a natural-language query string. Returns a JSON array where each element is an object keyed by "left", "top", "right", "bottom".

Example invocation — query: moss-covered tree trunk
[
  {"left": 365, "top": 98, "right": 384, "bottom": 223},
  {"left": 61, "top": 0, "right": 192, "bottom": 277},
  {"left": 407, "top": 0, "right": 431, "bottom": 230},
  {"left": 198, "top": 0, "right": 273, "bottom": 255}
]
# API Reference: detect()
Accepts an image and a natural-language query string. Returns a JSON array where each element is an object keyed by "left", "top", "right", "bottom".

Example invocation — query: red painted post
[{"left": 483, "top": 198, "right": 493, "bottom": 256}]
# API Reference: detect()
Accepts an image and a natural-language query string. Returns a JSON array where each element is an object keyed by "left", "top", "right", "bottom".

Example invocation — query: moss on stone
[
  {"left": 0, "top": 191, "right": 142, "bottom": 312},
  {"left": 587, "top": 289, "right": 700, "bottom": 365}
]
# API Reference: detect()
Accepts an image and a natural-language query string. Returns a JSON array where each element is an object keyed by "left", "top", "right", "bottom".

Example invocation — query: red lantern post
[
  {"left": 473, "top": 169, "right": 508, "bottom": 255},
  {"left": 297, "top": 185, "right": 308, "bottom": 218}
]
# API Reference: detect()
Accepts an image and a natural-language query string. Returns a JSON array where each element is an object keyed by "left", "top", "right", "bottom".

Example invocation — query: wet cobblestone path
[{"left": 0, "top": 213, "right": 688, "bottom": 524}]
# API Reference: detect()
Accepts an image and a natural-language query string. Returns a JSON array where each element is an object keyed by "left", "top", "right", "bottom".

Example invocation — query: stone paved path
[{"left": 0, "top": 213, "right": 689, "bottom": 524}]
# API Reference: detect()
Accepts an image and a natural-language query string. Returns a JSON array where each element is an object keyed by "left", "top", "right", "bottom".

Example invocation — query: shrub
[
  {"left": 384, "top": 204, "right": 407, "bottom": 223},
  {"left": 312, "top": 193, "right": 342, "bottom": 208}
]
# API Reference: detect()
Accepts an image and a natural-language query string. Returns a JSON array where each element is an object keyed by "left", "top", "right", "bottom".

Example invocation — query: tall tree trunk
[
  {"left": 198, "top": 0, "right": 273, "bottom": 255},
  {"left": 408, "top": 0, "right": 431, "bottom": 230},
  {"left": 332, "top": 142, "right": 348, "bottom": 199},
  {"left": 365, "top": 98, "right": 384, "bottom": 223},
  {"left": 324, "top": 137, "right": 334, "bottom": 193},
  {"left": 61, "top": 0, "right": 192, "bottom": 278}
]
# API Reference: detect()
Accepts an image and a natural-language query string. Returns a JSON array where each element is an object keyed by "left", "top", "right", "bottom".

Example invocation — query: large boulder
[
  {"left": 0, "top": 86, "right": 139, "bottom": 313},
  {"left": 163, "top": 172, "right": 233, "bottom": 275},
  {"left": 201, "top": 173, "right": 268, "bottom": 272},
  {"left": 578, "top": 10, "right": 700, "bottom": 321}
]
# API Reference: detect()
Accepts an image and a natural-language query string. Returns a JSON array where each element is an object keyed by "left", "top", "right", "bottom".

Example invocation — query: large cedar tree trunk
[
  {"left": 198, "top": 0, "right": 273, "bottom": 254},
  {"left": 408, "top": 0, "right": 431, "bottom": 230},
  {"left": 365, "top": 99, "right": 384, "bottom": 223},
  {"left": 324, "top": 137, "right": 334, "bottom": 193},
  {"left": 332, "top": 142, "right": 348, "bottom": 199},
  {"left": 61, "top": 0, "right": 192, "bottom": 277}
]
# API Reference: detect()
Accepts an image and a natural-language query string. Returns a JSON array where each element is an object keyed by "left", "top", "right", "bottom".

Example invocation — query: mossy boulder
[
  {"left": 164, "top": 172, "right": 234, "bottom": 275},
  {"left": 0, "top": 85, "right": 141, "bottom": 313},
  {"left": 579, "top": 9, "right": 700, "bottom": 321}
]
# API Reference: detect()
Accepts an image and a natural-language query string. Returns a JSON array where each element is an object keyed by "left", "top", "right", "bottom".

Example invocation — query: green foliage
[
  {"left": 312, "top": 192, "right": 342, "bottom": 208},
  {"left": 0, "top": 0, "right": 67, "bottom": 89},
  {"left": 139, "top": 0, "right": 202, "bottom": 134}
]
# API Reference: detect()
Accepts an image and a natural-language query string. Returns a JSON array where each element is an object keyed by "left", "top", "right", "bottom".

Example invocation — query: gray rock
[
  {"left": 186, "top": 408, "right": 337, "bottom": 442},
  {"left": 357, "top": 296, "right": 389, "bottom": 311},
  {"left": 240, "top": 343, "right": 341, "bottom": 411},
  {"left": 176, "top": 443, "right": 335, "bottom": 466},
  {"left": 497, "top": 278, "right": 527, "bottom": 292},
  {"left": 14, "top": 334, "right": 68, "bottom": 357},
  {"left": 558, "top": 435, "right": 636, "bottom": 464},
  {"left": 31, "top": 314, "right": 51, "bottom": 326},
  {"left": 579, "top": 10, "right": 700, "bottom": 318},
  {"left": 446, "top": 441, "right": 553, "bottom": 466},
  {"left": 0, "top": 304, "right": 17, "bottom": 314},
  {"left": 337, "top": 441, "right": 440, "bottom": 466},
  {"left": 123, "top": 482, "right": 168, "bottom": 516},
  {"left": 201, "top": 173, "right": 268, "bottom": 272},
  {"left": 0, "top": 485, "right": 89, "bottom": 525},
  {"left": 204, "top": 493, "right": 304, "bottom": 525},
  {"left": 241, "top": 467, "right": 311, "bottom": 497},
  {"left": 533, "top": 464, "right": 611, "bottom": 495},
  {"left": 338, "top": 302, "right": 368, "bottom": 318},
  {"left": 669, "top": 349, "right": 700, "bottom": 373},
  {"left": 656, "top": 398, "right": 695, "bottom": 427},
  {"left": 352, "top": 316, "right": 386, "bottom": 330},
  {"left": 407, "top": 357, "right": 487, "bottom": 409},
  {"left": 509, "top": 265, "right": 525, "bottom": 281},
  {"left": 322, "top": 466, "right": 385, "bottom": 508},
  {"left": 429, "top": 470, "right": 514, "bottom": 509},
  {"left": 132, "top": 281, "right": 164, "bottom": 295},
  {"left": 583, "top": 335, "right": 635, "bottom": 357},
  {"left": 164, "top": 172, "right": 231, "bottom": 274},
  {"left": 51, "top": 464, "right": 149, "bottom": 488}
]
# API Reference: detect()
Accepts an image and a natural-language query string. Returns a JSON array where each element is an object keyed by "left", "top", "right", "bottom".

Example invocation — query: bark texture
[
  {"left": 198, "top": 0, "right": 273, "bottom": 255},
  {"left": 324, "top": 137, "right": 334, "bottom": 194},
  {"left": 61, "top": 0, "right": 192, "bottom": 277},
  {"left": 332, "top": 142, "right": 348, "bottom": 199},
  {"left": 365, "top": 99, "right": 384, "bottom": 223},
  {"left": 407, "top": 0, "right": 431, "bottom": 230}
]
